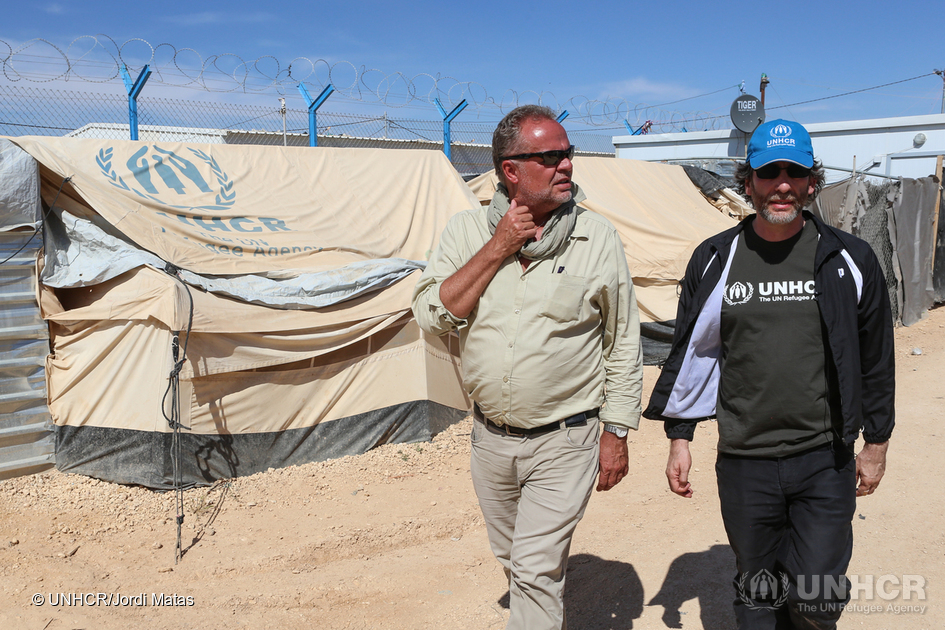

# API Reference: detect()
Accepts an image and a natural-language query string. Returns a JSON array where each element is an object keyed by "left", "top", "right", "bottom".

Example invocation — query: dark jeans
[{"left": 716, "top": 443, "right": 856, "bottom": 630}]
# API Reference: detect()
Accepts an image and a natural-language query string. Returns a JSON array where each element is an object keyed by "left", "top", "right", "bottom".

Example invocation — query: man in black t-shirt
[{"left": 644, "top": 119, "right": 895, "bottom": 629}]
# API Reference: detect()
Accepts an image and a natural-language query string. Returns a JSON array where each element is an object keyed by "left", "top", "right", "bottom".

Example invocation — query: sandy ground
[{"left": 2, "top": 308, "right": 944, "bottom": 630}]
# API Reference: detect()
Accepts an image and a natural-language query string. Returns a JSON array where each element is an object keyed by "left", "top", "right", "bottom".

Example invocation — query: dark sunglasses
[
  {"left": 502, "top": 145, "right": 575, "bottom": 166},
  {"left": 754, "top": 163, "right": 812, "bottom": 180}
]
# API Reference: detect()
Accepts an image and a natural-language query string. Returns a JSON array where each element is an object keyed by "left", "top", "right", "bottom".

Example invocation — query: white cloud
[
  {"left": 43, "top": 3, "right": 65, "bottom": 14},
  {"left": 161, "top": 12, "right": 278, "bottom": 26},
  {"left": 598, "top": 77, "right": 695, "bottom": 104}
]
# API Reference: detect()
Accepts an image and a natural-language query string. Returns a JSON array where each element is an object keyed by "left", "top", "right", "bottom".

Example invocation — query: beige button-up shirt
[{"left": 411, "top": 188, "right": 643, "bottom": 430}]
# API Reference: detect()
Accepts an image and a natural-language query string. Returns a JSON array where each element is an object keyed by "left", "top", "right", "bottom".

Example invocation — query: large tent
[
  {"left": 467, "top": 157, "right": 737, "bottom": 324},
  {"left": 5, "top": 137, "right": 475, "bottom": 489},
  {"left": 2, "top": 139, "right": 738, "bottom": 489}
]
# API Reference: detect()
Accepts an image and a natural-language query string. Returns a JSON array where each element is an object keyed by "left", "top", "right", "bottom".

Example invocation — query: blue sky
[{"left": 2, "top": 0, "right": 944, "bottom": 132}]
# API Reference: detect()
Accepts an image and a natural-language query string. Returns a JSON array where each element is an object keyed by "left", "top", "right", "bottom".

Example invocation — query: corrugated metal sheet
[{"left": 0, "top": 187, "right": 54, "bottom": 480}]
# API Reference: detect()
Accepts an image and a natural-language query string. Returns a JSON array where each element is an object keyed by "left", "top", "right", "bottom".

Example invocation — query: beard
[
  {"left": 518, "top": 181, "right": 572, "bottom": 214},
  {"left": 757, "top": 194, "right": 803, "bottom": 225},
  {"left": 759, "top": 204, "right": 800, "bottom": 225}
]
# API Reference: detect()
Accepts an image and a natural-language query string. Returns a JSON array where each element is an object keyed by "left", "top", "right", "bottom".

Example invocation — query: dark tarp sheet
[{"left": 55, "top": 400, "right": 466, "bottom": 490}]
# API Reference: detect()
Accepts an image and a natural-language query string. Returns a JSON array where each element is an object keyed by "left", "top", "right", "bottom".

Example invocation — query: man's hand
[
  {"left": 666, "top": 438, "right": 693, "bottom": 498},
  {"left": 856, "top": 440, "right": 888, "bottom": 497},
  {"left": 439, "top": 200, "right": 537, "bottom": 319},
  {"left": 492, "top": 199, "right": 537, "bottom": 258},
  {"left": 597, "top": 430, "right": 629, "bottom": 491}
]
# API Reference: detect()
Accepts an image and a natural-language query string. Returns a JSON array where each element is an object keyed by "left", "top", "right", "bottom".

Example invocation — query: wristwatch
[{"left": 603, "top": 424, "right": 629, "bottom": 438}]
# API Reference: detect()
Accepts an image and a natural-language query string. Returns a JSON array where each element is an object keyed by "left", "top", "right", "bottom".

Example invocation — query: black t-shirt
[{"left": 717, "top": 219, "right": 840, "bottom": 456}]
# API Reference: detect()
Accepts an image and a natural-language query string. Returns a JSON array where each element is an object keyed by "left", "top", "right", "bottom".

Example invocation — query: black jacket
[{"left": 643, "top": 212, "right": 895, "bottom": 446}]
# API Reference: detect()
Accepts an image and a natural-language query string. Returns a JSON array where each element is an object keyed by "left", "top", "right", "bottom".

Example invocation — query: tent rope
[{"left": 161, "top": 262, "right": 194, "bottom": 564}]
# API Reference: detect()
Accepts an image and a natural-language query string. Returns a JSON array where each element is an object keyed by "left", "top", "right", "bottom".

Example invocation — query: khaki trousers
[{"left": 470, "top": 415, "right": 600, "bottom": 630}]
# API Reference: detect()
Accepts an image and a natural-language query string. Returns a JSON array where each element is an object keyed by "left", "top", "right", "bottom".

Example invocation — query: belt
[{"left": 473, "top": 403, "right": 599, "bottom": 437}]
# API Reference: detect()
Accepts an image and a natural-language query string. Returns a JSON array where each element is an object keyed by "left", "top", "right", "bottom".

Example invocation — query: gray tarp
[
  {"left": 812, "top": 174, "right": 941, "bottom": 326},
  {"left": 895, "top": 177, "right": 939, "bottom": 326},
  {"left": 42, "top": 207, "right": 426, "bottom": 309},
  {"left": 0, "top": 138, "right": 42, "bottom": 231}
]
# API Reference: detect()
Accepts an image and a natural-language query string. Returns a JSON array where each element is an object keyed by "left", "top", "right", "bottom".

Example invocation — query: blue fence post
[
  {"left": 624, "top": 120, "right": 651, "bottom": 135},
  {"left": 119, "top": 64, "right": 151, "bottom": 141},
  {"left": 556, "top": 110, "right": 569, "bottom": 123},
  {"left": 297, "top": 83, "right": 335, "bottom": 147},
  {"left": 434, "top": 98, "right": 467, "bottom": 161}
]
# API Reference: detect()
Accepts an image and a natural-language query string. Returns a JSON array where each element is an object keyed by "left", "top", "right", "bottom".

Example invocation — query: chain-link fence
[{"left": 0, "top": 85, "right": 616, "bottom": 176}]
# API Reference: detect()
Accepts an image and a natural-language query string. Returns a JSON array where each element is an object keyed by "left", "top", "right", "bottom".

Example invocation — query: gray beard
[{"left": 759, "top": 204, "right": 800, "bottom": 225}]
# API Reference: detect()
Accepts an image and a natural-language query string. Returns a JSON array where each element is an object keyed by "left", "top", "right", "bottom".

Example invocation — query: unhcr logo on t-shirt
[
  {"left": 767, "top": 123, "right": 796, "bottom": 148},
  {"left": 724, "top": 282, "right": 754, "bottom": 306},
  {"left": 757, "top": 280, "right": 816, "bottom": 303},
  {"left": 758, "top": 281, "right": 816, "bottom": 296}
]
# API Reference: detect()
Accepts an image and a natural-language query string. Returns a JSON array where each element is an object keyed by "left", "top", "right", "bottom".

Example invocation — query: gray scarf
[{"left": 487, "top": 182, "right": 586, "bottom": 261}]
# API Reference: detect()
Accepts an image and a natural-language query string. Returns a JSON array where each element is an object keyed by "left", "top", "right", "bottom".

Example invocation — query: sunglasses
[
  {"left": 753, "top": 163, "right": 812, "bottom": 180},
  {"left": 502, "top": 145, "right": 575, "bottom": 166}
]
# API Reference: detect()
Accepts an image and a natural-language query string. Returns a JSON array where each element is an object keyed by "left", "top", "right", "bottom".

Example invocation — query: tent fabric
[
  {"left": 8, "top": 137, "right": 476, "bottom": 488},
  {"left": 42, "top": 264, "right": 420, "bottom": 335},
  {"left": 933, "top": 187, "right": 945, "bottom": 304},
  {"left": 706, "top": 187, "right": 754, "bottom": 220},
  {"left": 19, "top": 137, "right": 478, "bottom": 308},
  {"left": 682, "top": 165, "right": 731, "bottom": 197},
  {"left": 41, "top": 201, "right": 426, "bottom": 308},
  {"left": 467, "top": 158, "right": 736, "bottom": 323},
  {"left": 810, "top": 174, "right": 945, "bottom": 327},
  {"left": 55, "top": 401, "right": 463, "bottom": 490},
  {"left": 895, "top": 177, "right": 939, "bottom": 326},
  {"left": 811, "top": 177, "right": 865, "bottom": 234},
  {"left": 14, "top": 137, "right": 478, "bottom": 274},
  {"left": 46, "top": 315, "right": 463, "bottom": 435}
]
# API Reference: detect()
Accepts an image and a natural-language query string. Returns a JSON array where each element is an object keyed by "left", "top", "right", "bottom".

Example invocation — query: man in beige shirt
[{"left": 412, "top": 105, "right": 643, "bottom": 630}]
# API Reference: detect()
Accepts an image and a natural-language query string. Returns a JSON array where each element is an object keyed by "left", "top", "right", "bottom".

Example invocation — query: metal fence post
[
  {"left": 434, "top": 98, "right": 467, "bottom": 161},
  {"left": 119, "top": 64, "right": 151, "bottom": 141},
  {"left": 297, "top": 83, "right": 335, "bottom": 147},
  {"left": 623, "top": 120, "right": 652, "bottom": 135}
]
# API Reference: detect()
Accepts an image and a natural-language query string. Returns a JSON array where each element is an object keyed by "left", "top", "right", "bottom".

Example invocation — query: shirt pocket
[{"left": 539, "top": 275, "right": 586, "bottom": 323}]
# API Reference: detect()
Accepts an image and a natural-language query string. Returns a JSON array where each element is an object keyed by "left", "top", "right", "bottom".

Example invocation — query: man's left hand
[
  {"left": 597, "top": 430, "right": 629, "bottom": 491},
  {"left": 856, "top": 440, "right": 889, "bottom": 497}
]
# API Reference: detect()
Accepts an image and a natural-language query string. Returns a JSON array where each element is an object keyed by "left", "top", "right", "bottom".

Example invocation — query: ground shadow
[
  {"left": 497, "top": 553, "right": 645, "bottom": 629},
  {"left": 180, "top": 479, "right": 232, "bottom": 558},
  {"left": 648, "top": 544, "right": 737, "bottom": 630}
]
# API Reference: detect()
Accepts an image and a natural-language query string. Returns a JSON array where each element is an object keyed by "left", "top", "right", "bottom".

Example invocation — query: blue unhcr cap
[{"left": 747, "top": 119, "right": 814, "bottom": 169}]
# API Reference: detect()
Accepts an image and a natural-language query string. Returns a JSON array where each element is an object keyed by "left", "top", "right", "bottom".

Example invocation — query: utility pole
[
  {"left": 935, "top": 69, "right": 945, "bottom": 114},
  {"left": 279, "top": 97, "right": 287, "bottom": 146},
  {"left": 760, "top": 73, "right": 770, "bottom": 107}
]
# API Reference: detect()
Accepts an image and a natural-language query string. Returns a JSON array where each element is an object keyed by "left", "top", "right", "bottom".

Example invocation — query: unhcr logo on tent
[{"left": 97, "top": 146, "right": 236, "bottom": 211}]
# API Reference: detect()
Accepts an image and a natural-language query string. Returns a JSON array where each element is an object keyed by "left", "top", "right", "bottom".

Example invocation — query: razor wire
[
  {"left": 0, "top": 35, "right": 732, "bottom": 133},
  {"left": 0, "top": 84, "right": 630, "bottom": 156}
]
